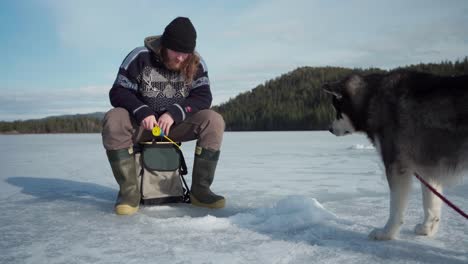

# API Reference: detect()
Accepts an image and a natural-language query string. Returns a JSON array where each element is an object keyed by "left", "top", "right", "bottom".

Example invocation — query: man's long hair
[{"left": 160, "top": 46, "right": 200, "bottom": 84}]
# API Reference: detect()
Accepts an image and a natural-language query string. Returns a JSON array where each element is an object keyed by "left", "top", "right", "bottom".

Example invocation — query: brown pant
[{"left": 102, "top": 108, "right": 225, "bottom": 151}]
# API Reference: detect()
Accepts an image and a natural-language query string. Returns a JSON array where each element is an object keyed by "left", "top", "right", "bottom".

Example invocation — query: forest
[
  {"left": 1, "top": 57, "right": 467, "bottom": 133},
  {"left": 212, "top": 57, "right": 468, "bottom": 130}
]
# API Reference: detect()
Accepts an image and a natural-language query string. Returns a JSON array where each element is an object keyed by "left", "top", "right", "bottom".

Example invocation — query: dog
[{"left": 322, "top": 69, "right": 468, "bottom": 240}]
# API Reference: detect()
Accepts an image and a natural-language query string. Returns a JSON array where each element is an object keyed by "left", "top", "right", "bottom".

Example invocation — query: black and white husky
[{"left": 323, "top": 70, "right": 468, "bottom": 240}]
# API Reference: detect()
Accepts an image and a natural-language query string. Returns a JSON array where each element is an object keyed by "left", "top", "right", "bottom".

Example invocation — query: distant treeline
[
  {"left": 213, "top": 57, "right": 468, "bottom": 131},
  {"left": 1, "top": 57, "right": 467, "bottom": 134},
  {"left": 213, "top": 66, "right": 380, "bottom": 131},
  {"left": 0, "top": 114, "right": 103, "bottom": 134}
]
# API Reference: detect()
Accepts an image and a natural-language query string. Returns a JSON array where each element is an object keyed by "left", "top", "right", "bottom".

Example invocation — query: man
[{"left": 102, "top": 17, "right": 225, "bottom": 215}]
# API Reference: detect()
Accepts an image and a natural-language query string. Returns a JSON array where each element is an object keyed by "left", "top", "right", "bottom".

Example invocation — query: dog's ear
[
  {"left": 345, "top": 74, "right": 368, "bottom": 108},
  {"left": 345, "top": 75, "right": 366, "bottom": 97},
  {"left": 322, "top": 83, "right": 343, "bottom": 99}
]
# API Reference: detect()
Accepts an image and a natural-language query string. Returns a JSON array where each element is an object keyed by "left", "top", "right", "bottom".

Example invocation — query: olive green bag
[{"left": 136, "top": 142, "right": 190, "bottom": 205}]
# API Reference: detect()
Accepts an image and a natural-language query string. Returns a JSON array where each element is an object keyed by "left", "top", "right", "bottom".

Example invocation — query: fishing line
[{"left": 152, "top": 126, "right": 181, "bottom": 149}]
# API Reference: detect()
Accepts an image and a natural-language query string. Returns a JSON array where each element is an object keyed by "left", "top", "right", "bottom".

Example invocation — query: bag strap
[
  {"left": 173, "top": 147, "right": 188, "bottom": 176},
  {"left": 138, "top": 155, "right": 145, "bottom": 201},
  {"left": 173, "top": 146, "right": 191, "bottom": 203}
]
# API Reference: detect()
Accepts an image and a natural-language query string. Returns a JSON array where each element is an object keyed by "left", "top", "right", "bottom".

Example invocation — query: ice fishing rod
[{"left": 151, "top": 126, "right": 181, "bottom": 149}]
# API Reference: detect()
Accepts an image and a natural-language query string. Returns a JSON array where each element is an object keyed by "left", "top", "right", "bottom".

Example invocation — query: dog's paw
[
  {"left": 368, "top": 228, "right": 396, "bottom": 240},
  {"left": 415, "top": 221, "right": 439, "bottom": 236}
]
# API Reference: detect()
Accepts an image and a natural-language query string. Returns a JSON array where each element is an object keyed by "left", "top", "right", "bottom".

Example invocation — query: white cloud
[
  {"left": 8, "top": 0, "right": 466, "bottom": 118},
  {"left": 204, "top": 0, "right": 468, "bottom": 97},
  {"left": 45, "top": 0, "right": 180, "bottom": 53},
  {"left": 1, "top": 85, "right": 111, "bottom": 121}
]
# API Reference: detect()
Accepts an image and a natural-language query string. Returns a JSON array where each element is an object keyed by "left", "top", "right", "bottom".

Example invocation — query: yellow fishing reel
[
  {"left": 151, "top": 126, "right": 180, "bottom": 149},
  {"left": 152, "top": 126, "right": 164, "bottom": 137}
]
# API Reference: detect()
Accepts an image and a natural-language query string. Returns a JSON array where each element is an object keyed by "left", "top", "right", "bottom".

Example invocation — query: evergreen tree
[{"left": 1, "top": 58, "right": 466, "bottom": 133}]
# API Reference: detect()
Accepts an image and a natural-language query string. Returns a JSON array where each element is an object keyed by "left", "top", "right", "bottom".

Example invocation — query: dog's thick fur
[{"left": 323, "top": 70, "right": 468, "bottom": 240}]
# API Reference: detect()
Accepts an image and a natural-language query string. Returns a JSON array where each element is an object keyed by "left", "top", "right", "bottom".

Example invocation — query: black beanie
[{"left": 161, "top": 17, "right": 197, "bottom": 53}]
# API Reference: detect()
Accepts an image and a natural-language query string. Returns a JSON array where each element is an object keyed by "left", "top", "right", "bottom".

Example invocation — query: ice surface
[{"left": 0, "top": 132, "right": 466, "bottom": 264}]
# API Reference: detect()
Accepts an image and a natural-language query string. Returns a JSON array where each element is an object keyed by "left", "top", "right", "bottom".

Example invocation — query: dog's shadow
[
  {"left": 6, "top": 176, "right": 116, "bottom": 210},
  {"left": 225, "top": 200, "right": 467, "bottom": 264},
  {"left": 314, "top": 227, "right": 468, "bottom": 264}
]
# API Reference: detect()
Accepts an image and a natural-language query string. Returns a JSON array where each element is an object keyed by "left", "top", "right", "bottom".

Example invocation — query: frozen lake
[{"left": 0, "top": 132, "right": 467, "bottom": 263}]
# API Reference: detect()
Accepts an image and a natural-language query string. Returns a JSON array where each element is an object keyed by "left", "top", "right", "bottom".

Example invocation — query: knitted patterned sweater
[{"left": 109, "top": 37, "right": 212, "bottom": 125}]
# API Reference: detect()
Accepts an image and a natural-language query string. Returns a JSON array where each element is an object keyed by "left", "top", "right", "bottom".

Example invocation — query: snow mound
[{"left": 229, "top": 196, "right": 338, "bottom": 234}]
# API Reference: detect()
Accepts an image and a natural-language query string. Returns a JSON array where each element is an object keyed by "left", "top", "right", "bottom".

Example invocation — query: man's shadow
[
  {"left": 5, "top": 176, "right": 243, "bottom": 218},
  {"left": 6, "top": 176, "right": 116, "bottom": 210},
  {"left": 6, "top": 177, "right": 466, "bottom": 263}
]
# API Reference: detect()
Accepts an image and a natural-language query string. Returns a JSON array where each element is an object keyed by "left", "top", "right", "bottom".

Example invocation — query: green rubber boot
[
  {"left": 106, "top": 148, "right": 140, "bottom": 215},
  {"left": 190, "top": 147, "right": 225, "bottom": 209}
]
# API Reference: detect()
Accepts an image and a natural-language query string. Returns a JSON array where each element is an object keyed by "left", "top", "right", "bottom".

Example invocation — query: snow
[{"left": 0, "top": 132, "right": 467, "bottom": 264}]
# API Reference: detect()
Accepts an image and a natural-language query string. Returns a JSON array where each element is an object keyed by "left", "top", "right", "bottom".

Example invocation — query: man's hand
[
  {"left": 141, "top": 115, "right": 158, "bottom": 131},
  {"left": 158, "top": 113, "right": 174, "bottom": 136}
]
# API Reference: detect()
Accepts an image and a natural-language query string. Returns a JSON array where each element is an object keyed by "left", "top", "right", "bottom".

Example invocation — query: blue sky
[{"left": 1, "top": 0, "right": 467, "bottom": 121}]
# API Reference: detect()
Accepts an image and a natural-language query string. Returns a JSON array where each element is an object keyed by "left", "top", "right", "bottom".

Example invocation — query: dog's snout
[{"left": 328, "top": 127, "right": 333, "bottom": 134}]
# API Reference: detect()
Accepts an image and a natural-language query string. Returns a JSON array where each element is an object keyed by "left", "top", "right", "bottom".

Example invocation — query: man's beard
[{"left": 164, "top": 60, "right": 182, "bottom": 71}]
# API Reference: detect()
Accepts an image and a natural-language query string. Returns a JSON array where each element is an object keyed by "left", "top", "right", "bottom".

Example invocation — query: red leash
[{"left": 414, "top": 173, "right": 468, "bottom": 219}]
